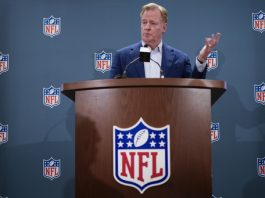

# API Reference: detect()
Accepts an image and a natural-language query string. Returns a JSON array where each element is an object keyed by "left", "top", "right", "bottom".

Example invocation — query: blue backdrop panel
[{"left": 0, "top": 0, "right": 264, "bottom": 197}]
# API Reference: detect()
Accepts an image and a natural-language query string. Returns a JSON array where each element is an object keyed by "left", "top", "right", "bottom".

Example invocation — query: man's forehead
[
  {"left": 142, "top": 9, "right": 161, "bottom": 15},
  {"left": 141, "top": 9, "right": 163, "bottom": 20}
]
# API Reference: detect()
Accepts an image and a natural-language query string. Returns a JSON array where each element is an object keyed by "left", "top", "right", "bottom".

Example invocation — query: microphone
[
  {"left": 144, "top": 44, "right": 164, "bottom": 78},
  {"left": 118, "top": 45, "right": 164, "bottom": 78},
  {"left": 140, "top": 45, "right": 151, "bottom": 62},
  {"left": 121, "top": 46, "right": 151, "bottom": 78}
]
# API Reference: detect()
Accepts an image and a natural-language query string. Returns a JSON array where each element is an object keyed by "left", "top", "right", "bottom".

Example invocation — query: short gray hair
[{"left": 140, "top": 3, "right": 168, "bottom": 23}]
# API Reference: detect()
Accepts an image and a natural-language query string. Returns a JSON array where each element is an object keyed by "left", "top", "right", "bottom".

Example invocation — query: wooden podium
[{"left": 62, "top": 78, "right": 226, "bottom": 198}]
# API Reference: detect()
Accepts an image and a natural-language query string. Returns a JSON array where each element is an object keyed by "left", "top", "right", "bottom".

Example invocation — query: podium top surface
[{"left": 61, "top": 78, "right": 227, "bottom": 105}]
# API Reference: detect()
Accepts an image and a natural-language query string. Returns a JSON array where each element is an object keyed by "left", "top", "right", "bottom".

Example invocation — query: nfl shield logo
[
  {"left": 43, "top": 85, "right": 61, "bottom": 108},
  {"left": 43, "top": 157, "right": 61, "bottom": 180},
  {"left": 113, "top": 118, "right": 170, "bottom": 193},
  {"left": 211, "top": 122, "right": 220, "bottom": 143},
  {"left": 207, "top": 51, "right": 218, "bottom": 71},
  {"left": 43, "top": 16, "right": 61, "bottom": 37},
  {"left": 254, "top": 82, "right": 265, "bottom": 105},
  {"left": 252, "top": 11, "right": 265, "bottom": 33},
  {"left": 0, "top": 123, "right": 8, "bottom": 145},
  {"left": 0, "top": 53, "right": 9, "bottom": 75},
  {"left": 257, "top": 157, "right": 265, "bottom": 177},
  {"left": 95, "top": 51, "right": 112, "bottom": 73}
]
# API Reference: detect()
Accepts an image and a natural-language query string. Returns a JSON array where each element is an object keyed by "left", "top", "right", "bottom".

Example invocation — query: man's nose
[{"left": 144, "top": 23, "right": 151, "bottom": 30}]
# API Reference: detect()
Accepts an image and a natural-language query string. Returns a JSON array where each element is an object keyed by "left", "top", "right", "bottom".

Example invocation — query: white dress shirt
[
  {"left": 142, "top": 41, "right": 163, "bottom": 78},
  {"left": 141, "top": 40, "right": 207, "bottom": 78}
]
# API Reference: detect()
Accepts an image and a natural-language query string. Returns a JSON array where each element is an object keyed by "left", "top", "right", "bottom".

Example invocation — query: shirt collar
[{"left": 141, "top": 40, "right": 163, "bottom": 52}]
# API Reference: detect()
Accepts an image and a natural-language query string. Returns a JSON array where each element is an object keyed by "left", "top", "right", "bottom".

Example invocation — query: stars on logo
[
  {"left": 117, "top": 132, "right": 124, "bottom": 139},
  {"left": 159, "top": 132, "right": 166, "bottom": 139},
  {"left": 150, "top": 132, "right": 156, "bottom": 139},
  {"left": 117, "top": 141, "right": 124, "bottom": 148},
  {"left": 126, "top": 132, "right": 133, "bottom": 139},
  {"left": 116, "top": 131, "right": 133, "bottom": 148},
  {"left": 159, "top": 140, "right": 166, "bottom": 147},
  {"left": 126, "top": 141, "right": 133, "bottom": 148},
  {"left": 150, "top": 140, "right": 156, "bottom": 147}
]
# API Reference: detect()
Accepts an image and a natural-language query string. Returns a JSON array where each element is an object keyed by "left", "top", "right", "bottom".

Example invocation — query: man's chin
[{"left": 142, "top": 39, "right": 152, "bottom": 45}]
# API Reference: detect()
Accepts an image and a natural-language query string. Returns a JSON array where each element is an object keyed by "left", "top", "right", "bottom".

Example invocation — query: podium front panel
[{"left": 75, "top": 86, "right": 211, "bottom": 197}]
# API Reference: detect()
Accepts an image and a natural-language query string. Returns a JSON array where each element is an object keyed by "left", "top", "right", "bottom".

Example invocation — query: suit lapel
[
  {"left": 129, "top": 42, "right": 145, "bottom": 77},
  {"left": 161, "top": 44, "right": 174, "bottom": 77}
]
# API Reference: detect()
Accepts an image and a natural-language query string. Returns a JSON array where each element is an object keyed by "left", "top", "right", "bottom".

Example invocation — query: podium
[{"left": 62, "top": 78, "right": 226, "bottom": 198}]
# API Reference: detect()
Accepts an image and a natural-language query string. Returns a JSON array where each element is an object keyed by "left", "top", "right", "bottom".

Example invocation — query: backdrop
[{"left": 0, "top": 0, "right": 264, "bottom": 197}]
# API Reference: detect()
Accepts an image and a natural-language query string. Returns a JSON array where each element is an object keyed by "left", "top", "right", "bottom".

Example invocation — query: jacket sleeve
[
  {"left": 191, "top": 64, "right": 207, "bottom": 79},
  {"left": 182, "top": 55, "right": 192, "bottom": 78},
  {"left": 110, "top": 51, "right": 123, "bottom": 79}
]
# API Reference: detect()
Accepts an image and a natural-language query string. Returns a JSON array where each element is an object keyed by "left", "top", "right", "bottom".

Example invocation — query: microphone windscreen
[{"left": 140, "top": 47, "right": 151, "bottom": 62}]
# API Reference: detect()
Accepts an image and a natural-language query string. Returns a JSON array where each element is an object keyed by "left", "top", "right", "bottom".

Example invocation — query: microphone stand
[
  {"left": 122, "top": 57, "right": 140, "bottom": 78},
  {"left": 150, "top": 58, "right": 164, "bottom": 78}
]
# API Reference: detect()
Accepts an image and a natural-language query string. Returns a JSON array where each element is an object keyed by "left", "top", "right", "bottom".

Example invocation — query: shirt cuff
[{"left": 196, "top": 57, "right": 207, "bottom": 72}]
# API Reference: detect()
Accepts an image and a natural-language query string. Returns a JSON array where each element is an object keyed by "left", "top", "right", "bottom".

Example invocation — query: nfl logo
[
  {"left": 211, "top": 122, "right": 220, "bottom": 143},
  {"left": 43, "top": 85, "right": 61, "bottom": 108},
  {"left": 43, "top": 157, "right": 61, "bottom": 180},
  {"left": 252, "top": 11, "right": 265, "bottom": 33},
  {"left": 254, "top": 82, "right": 265, "bottom": 105},
  {"left": 207, "top": 51, "right": 218, "bottom": 71},
  {"left": 43, "top": 16, "right": 61, "bottom": 38},
  {"left": 113, "top": 118, "right": 170, "bottom": 193},
  {"left": 257, "top": 157, "right": 265, "bottom": 177},
  {"left": 0, "top": 53, "right": 9, "bottom": 75},
  {"left": 0, "top": 123, "right": 8, "bottom": 145},
  {"left": 95, "top": 51, "right": 112, "bottom": 73}
]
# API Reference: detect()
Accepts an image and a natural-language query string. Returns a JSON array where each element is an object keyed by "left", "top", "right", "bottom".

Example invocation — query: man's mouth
[{"left": 143, "top": 33, "right": 151, "bottom": 37}]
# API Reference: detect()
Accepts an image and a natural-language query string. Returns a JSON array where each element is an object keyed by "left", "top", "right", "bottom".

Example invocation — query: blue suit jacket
[{"left": 110, "top": 42, "right": 207, "bottom": 79}]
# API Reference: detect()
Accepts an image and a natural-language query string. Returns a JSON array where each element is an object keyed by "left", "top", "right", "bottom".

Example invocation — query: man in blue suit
[{"left": 110, "top": 3, "right": 221, "bottom": 79}]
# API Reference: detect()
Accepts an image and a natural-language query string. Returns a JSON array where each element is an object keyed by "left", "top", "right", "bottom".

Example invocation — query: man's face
[{"left": 141, "top": 9, "right": 167, "bottom": 49}]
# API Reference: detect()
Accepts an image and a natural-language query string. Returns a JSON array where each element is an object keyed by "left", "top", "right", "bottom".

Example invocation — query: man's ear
[{"left": 163, "top": 23, "right": 168, "bottom": 33}]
